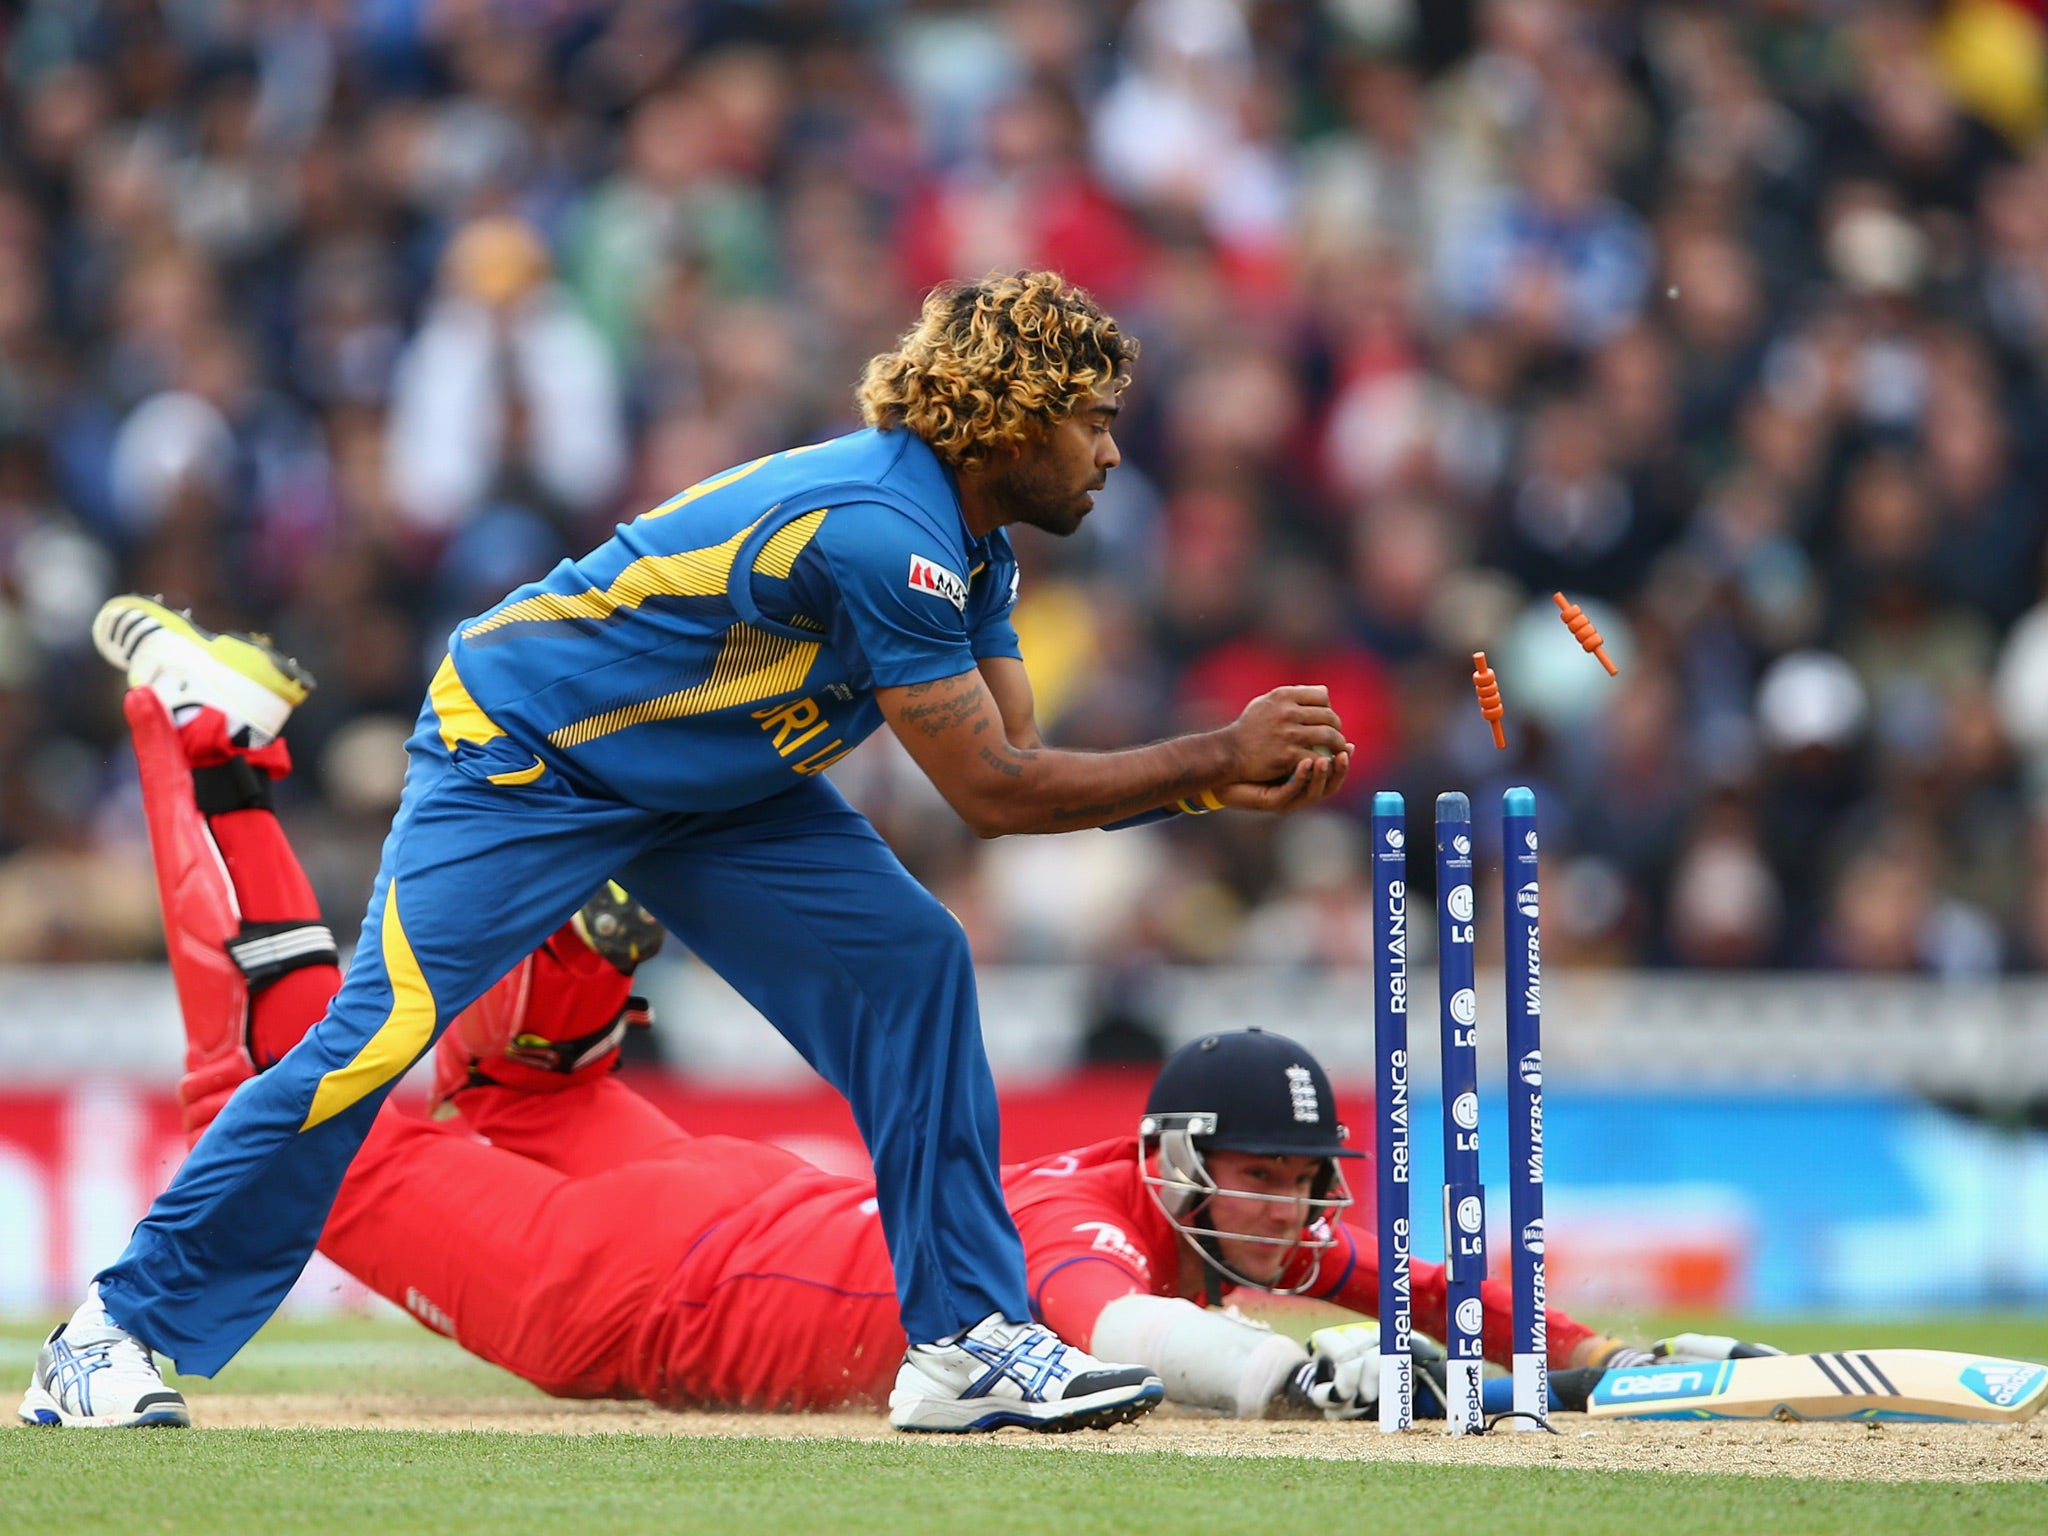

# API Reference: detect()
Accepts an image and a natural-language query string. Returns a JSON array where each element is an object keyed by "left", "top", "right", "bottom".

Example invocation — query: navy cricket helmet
[{"left": 1139, "top": 1028, "right": 1360, "bottom": 1295}]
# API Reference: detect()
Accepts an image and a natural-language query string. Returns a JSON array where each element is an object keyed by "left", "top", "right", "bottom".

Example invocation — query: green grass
[
  {"left": 1, "top": 1432, "right": 2043, "bottom": 1536},
  {"left": 4, "top": 1314, "right": 2044, "bottom": 1534},
  {"left": 8, "top": 1311, "right": 2047, "bottom": 1399},
  {"left": 1604, "top": 1313, "right": 2048, "bottom": 1362},
  {"left": 0, "top": 1313, "right": 537, "bottom": 1399}
]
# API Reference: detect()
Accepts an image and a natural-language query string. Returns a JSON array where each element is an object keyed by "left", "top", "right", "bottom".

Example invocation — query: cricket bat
[{"left": 1586, "top": 1349, "right": 2048, "bottom": 1423}]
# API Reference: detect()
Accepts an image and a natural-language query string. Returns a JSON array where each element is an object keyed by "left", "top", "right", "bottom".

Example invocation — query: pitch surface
[{"left": 6, "top": 1312, "right": 2047, "bottom": 1534}]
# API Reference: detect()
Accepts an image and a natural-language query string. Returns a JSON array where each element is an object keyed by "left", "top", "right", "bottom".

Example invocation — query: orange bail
[
  {"left": 1472, "top": 651, "right": 1506, "bottom": 750},
  {"left": 1554, "top": 592, "right": 1618, "bottom": 675}
]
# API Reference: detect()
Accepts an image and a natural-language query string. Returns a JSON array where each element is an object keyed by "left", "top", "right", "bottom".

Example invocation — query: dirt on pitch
[{"left": 186, "top": 1396, "right": 2048, "bottom": 1482}]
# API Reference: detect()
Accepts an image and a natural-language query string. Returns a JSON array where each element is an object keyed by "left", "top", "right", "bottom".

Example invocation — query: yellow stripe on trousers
[
  {"left": 430, "top": 655, "right": 503, "bottom": 751},
  {"left": 301, "top": 879, "right": 438, "bottom": 1131}
]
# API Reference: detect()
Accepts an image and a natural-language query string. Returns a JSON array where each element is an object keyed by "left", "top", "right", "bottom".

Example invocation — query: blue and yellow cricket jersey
[
  {"left": 441, "top": 428, "right": 1022, "bottom": 811},
  {"left": 96, "top": 430, "right": 1052, "bottom": 1379}
]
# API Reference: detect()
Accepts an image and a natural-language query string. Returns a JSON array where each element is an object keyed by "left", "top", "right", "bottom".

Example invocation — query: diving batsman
[
  {"left": 37, "top": 272, "right": 1357, "bottom": 1432},
  {"left": 24, "top": 655, "right": 1770, "bottom": 1429}
]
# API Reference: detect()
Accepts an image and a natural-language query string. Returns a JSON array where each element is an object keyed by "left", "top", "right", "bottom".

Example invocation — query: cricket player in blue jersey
[{"left": 37, "top": 271, "right": 1352, "bottom": 1433}]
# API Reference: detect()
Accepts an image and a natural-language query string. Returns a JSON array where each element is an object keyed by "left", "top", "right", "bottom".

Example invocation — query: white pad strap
[
  {"left": 225, "top": 922, "right": 339, "bottom": 991},
  {"left": 1090, "top": 1293, "right": 1308, "bottom": 1418}
]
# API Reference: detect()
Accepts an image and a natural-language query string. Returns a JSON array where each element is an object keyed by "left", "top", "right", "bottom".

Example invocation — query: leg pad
[
  {"left": 226, "top": 921, "right": 340, "bottom": 994},
  {"left": 192, "top": 757, "right": 277, "bottom": 815}
]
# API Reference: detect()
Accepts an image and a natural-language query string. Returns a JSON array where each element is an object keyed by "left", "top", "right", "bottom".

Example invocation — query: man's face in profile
[{"left": 986, "top": 386, "right": 1123, "bottom": 537}]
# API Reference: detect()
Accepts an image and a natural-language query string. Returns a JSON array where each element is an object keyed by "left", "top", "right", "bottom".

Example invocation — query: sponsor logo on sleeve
[
  {"left": 1075, "top": 1221, "right": 1150, "bottom": 1274},
  {"left": 908, "top": 554, "right": 968, "bottom": 612}
]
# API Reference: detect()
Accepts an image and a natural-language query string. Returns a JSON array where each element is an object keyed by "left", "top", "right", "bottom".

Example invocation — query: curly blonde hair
[{"left": 857, "top": 271, "right": 1137, "bottom": 471}]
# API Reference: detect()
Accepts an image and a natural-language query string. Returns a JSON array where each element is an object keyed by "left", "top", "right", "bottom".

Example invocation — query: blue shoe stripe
[
  {"left": 46, "top": 1338, "right": 110, "bottom": 1419},
  {"left": 955, "top": 1330, "right": 1076, "bottom": 1402}
]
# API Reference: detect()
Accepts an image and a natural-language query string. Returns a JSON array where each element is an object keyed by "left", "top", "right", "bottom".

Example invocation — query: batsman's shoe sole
[
  {"left": 572, "top": 880, "right": 666, "bottom": 972},
  {"left": 889, "top": 1376, "right": 1164, "bottom": 1434},
  {"left": 17, "top": 1383, "right": 190, "bottom": 1429},
  {"left": 93, "top": 595, "right": 314, "bottom": 741}
]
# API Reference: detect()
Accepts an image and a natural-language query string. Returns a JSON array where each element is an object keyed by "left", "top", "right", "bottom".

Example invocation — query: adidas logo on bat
[{"left": 1962, "top": 1361, "right": 2047, "bottom": 1407}]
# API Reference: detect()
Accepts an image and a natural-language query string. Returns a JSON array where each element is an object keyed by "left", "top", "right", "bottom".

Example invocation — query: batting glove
[
  {"left": 1581, "top": 1337, "right": 1653, "bottom": 1369},
  {"left": 1651, "top": 1332, "right": 1785, "bottom": 1363},
  {"left": 1583, "top": 1332, "right": 1786, "bottom": 1371},
  {"left": 1283, "top": 1322, "right": 1382, "bottom": 1420}
]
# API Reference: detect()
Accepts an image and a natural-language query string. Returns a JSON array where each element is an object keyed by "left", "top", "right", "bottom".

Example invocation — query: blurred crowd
[{"left": 5, "top": 0, "right": 2048, "bottom": 979}]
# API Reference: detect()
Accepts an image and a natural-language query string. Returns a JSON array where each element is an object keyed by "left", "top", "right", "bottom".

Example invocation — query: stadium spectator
[
  {"left": 1439, "top": 125, "right": 1653, "bottom": 352},
  {"left": 384, "top": 213, "right": 627, "bottom": 540},
  {"left": 0, "top": 0, "right": 2041, "bottom": 978}
]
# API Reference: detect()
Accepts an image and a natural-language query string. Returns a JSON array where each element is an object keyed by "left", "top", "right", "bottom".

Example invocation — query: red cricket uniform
[
  {"left": 145, "top": 696, "right": 1596, "bottom": 1413},
  {"left": 316, "top": 1078, "right": 1595, "bottom": 1410}
]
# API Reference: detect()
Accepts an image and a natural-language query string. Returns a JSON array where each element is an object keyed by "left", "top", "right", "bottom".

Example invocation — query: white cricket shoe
[
  {"left": 92, "top": 594, "right": 313, "bottom": 743},
  {"left": 18, "top": 1293, "right": 189, "bottom": 1429},
  {"left": 888, "top": 1314, "right": 1163, "bottom": 1433}
]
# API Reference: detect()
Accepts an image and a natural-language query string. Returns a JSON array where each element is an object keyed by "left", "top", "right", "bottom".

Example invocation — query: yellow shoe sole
[{"left": 95, "top": 596, "right": 315, "bottom": 704}]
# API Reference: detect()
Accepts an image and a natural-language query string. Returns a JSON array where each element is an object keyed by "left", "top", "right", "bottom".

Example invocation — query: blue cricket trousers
[{"left": 97, "top": 713, "right": 1030, "bottom": 1375}]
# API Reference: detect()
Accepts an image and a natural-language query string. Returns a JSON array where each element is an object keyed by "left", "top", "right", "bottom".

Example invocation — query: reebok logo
[{"left": 908, "top": 554, "right": 967, "bottom": 612}]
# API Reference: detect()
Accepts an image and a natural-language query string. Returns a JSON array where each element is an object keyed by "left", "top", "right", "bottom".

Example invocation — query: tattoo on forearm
[
  {"left": 1049, "top": 767, "right": 1206, "bottom": 825},
  {"left": 897, "top": 675, "right": 1224, "bottom": 828}
]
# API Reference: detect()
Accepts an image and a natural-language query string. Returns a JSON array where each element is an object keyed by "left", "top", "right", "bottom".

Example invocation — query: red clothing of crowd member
[{"left": 1176, "top": 635, "right": 1399, "bottom": 791}]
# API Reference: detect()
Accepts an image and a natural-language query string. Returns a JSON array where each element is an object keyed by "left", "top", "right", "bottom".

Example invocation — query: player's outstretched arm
[
  {"left": 980, "top": 655, "right": 1351, "bottom": 814},
  {"left": 878, "top": 664, "right": 1351, "bottom": 837}
]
